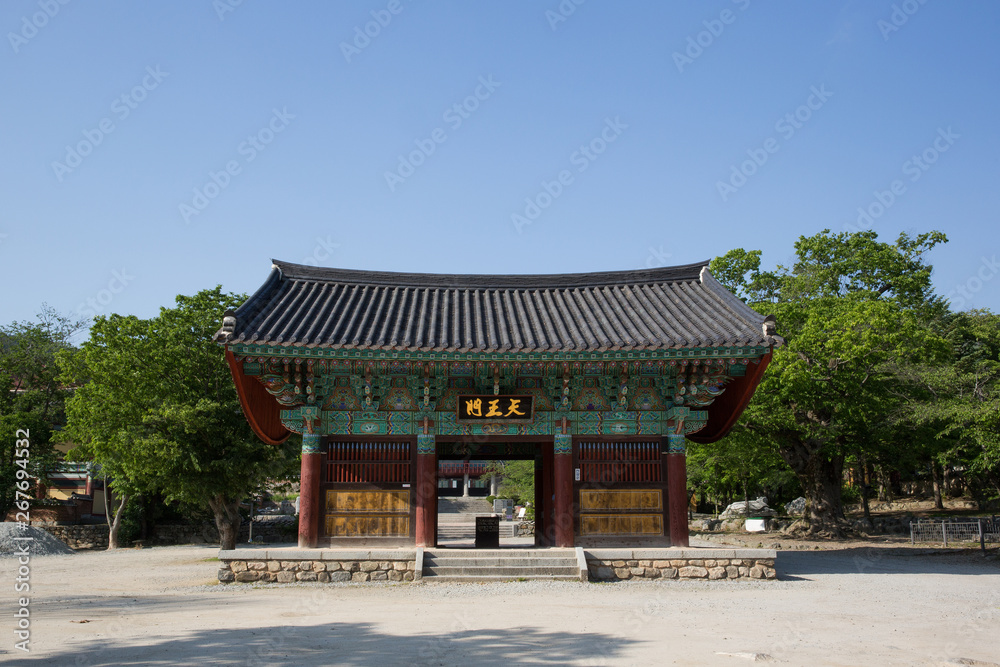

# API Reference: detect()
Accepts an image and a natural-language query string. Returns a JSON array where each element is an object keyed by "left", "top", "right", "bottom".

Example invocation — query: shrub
[{"left": 841, "top": 484, "right": 861, "bottom": 505}]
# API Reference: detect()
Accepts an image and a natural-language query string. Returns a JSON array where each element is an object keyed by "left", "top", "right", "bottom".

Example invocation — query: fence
[{"left": 910, "top": 517, "right": 999, "bottom": 553}]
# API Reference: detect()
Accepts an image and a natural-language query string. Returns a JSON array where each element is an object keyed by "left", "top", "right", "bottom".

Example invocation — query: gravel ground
[
  {"left": 0, "top": 524, "right": 75, "bottom": 558},
  {"left": 1, "top": 543, "right": 998, "bottom": 666}
]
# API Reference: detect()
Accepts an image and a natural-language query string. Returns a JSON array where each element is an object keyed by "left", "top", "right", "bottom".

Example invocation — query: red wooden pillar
[
  {"left": 666, "top": 434, "right": 689, "bottom": 547},
  {"left": 415, "top": 435, "right": 437, "bottom": 547},
  {"left": 298, "top": 433, "right": 324, "bottom": 548},
  {"left": 553, "top": 434, "right": 574, "bottom": 548}
]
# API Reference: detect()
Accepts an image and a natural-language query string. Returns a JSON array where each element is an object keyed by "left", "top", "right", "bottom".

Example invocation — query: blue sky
[{"left": 2, "top": 1, "right": 998, "bottom": 336}]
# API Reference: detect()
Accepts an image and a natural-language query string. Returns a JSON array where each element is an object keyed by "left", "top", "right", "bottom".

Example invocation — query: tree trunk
[
  {"left": 106, "top": 490, "right": 129, "bottom": 550},
  {"left": 930, "top": 462, "right": 944, "bottom": 510},
  {"left": 778, "top": 438, "right": 849, "bottom": 537},
  {"left": 860, "top": 461, "right": 873, "bottom": 528},
  {"left": 208, "top": 495, "right": 242, "bottom": 550}
]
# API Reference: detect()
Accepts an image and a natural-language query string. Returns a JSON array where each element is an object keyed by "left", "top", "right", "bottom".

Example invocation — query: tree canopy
[
  {"left": 59, "top": 287, "right": 298, "bottom": 548},
  {"left": 710, "top": 229, "right": 953, "bottom": 534},
  {"left": 0, "top": 306, "right": 83, "bottom": 515}
]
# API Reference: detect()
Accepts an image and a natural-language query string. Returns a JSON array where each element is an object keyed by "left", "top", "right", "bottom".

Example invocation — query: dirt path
[{"left": 2, "top": 544, "right": 998, "bottom": 666}]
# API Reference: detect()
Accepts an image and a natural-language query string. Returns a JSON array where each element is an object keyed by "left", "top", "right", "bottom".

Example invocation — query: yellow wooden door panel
[
  {"left": 325, "top": 515, "right": 410, "bottom": 537},
  {"left": 580, "top": 514, "right": 663, "bottom": 536},
  {"left": 326, "top": 490, "right": 410, "bottom": 513},
  {"left": 579, "top": 489, "right": 662, "bottom": 512}
]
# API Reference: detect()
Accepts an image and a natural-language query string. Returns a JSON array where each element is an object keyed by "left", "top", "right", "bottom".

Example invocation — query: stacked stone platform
[
  {"left": 217, "top": 546, "right": 777, "bottom": 584},
  {"left": 217, "top": 548, "right": 417, "bottom": 584},
  {"left": 585, "top": 548, "right": 777, "bottom": 581}
]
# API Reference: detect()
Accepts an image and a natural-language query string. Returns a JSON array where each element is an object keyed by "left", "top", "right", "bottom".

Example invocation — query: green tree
[
  {"left": 481, "top": 460, "right": 535, "bottom": 505},
  {"left": 60, "top": 288, "right": 298, "bottom": 549},
  {"left": 0, "top": 306, "right": 82, "bottom": 515},
  {"left": 711, "top": 229, "right": 949, "bottom": 535},
  {"left": 893, "top": 309, "right": 1000, "bottom": 509},
  {"left": 688, "top": 428, "right": 796, "bottom": 516}
]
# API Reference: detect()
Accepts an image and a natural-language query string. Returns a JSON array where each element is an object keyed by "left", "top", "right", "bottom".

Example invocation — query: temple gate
[{"left": 215, "top": 260, "right": 781, "bottom": 549}]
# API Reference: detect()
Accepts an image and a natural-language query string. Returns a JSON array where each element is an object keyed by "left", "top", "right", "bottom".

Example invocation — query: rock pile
[
  {"left": 0, "top": 523, "right": 75, "bottom": 557},
  {"left": 784, "top": 497, "right": 806, "bottom": 515},
  {"left": 719, "top": 497, "right": 777, "bottom": 519}
]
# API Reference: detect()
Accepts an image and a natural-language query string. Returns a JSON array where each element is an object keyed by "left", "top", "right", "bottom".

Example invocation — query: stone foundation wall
[
  {"left": 585, "top": 548, "right": 777, "bottom": 581},
  {"left": 35, "top": 519, "right": 295, "bottom": 550},
  {"left": 218, "top": 549, "right": 416, "bottom": 584},
  {"left": 38, "top": 524, "right": 108, "bottom": 550},
  {"left": 587, "top": 557, "right": 775, "bottom": 581}
]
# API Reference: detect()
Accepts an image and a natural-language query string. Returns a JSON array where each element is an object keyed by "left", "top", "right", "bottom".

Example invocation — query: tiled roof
[{"left": 215, "top": 260, "right": 779, "bottom": 352}]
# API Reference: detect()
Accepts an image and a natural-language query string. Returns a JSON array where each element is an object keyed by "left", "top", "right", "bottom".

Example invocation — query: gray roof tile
[{"left": 216, "top": 260, "right": 777, "bottom": 352}]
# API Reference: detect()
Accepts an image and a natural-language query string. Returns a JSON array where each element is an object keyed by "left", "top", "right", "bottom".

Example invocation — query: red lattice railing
[
  {"left": 325, "top": 441, "right": 411, "bottom": 483},
  {"left": 578, "top": 441, "right": 662, "bottom": 483}
]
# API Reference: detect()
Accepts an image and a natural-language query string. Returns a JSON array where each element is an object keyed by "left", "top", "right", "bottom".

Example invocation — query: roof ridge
[{"left": 270, "top": 259, "right": 710, "bottom": 289}]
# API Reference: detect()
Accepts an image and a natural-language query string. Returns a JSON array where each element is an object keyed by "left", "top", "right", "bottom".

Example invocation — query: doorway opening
[{"left": 434, "top": 440, "right": 553, "bottom": 548}]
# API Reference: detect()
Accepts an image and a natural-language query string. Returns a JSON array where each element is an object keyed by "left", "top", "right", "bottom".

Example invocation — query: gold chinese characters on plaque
[{"left": 457, "top": 395, "right": 534, "bottom": 422}]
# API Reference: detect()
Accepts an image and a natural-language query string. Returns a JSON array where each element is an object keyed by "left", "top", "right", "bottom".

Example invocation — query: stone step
[
  {"left": 437, "top": 498, "right": 494, "bottom": 513},
  {"left": 424, "top": 565, "right": 580, "bottom": 577},
  {"left": 436, "top": 525, "right": 517, "bottom": 537},
  {"left": 424, "top": 561, "right": 577, "bottom": 571},
  {"left": 426, "top": 549, "right": 575, "bottom": 558},
  {"left": 425, "top": 574, "right": 582, "bottom": 583},
  {"left": 423, "top": 556, "right": 572, "bottom": 568},
  {"left": 421, "top": 548, "right": 585, "bottom": 581}
]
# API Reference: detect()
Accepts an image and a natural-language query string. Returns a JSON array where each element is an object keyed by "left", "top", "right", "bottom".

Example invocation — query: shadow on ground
[
  {"left": 776, "top": 547, "right": 999, "bottom": 579},
  {"left": 14, "top": 622, "right": 637, "bottom": 666}
]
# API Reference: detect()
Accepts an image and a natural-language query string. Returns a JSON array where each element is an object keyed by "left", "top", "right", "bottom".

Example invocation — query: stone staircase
[
  {"left": 437, "top": 523, "right": 518, "bottom": 540},
  {"left": 421, "top": 548, "right": 585, "bottom": 582},
  {"left": 437, "top": 496, "right": 493, "bottom": 522}
]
